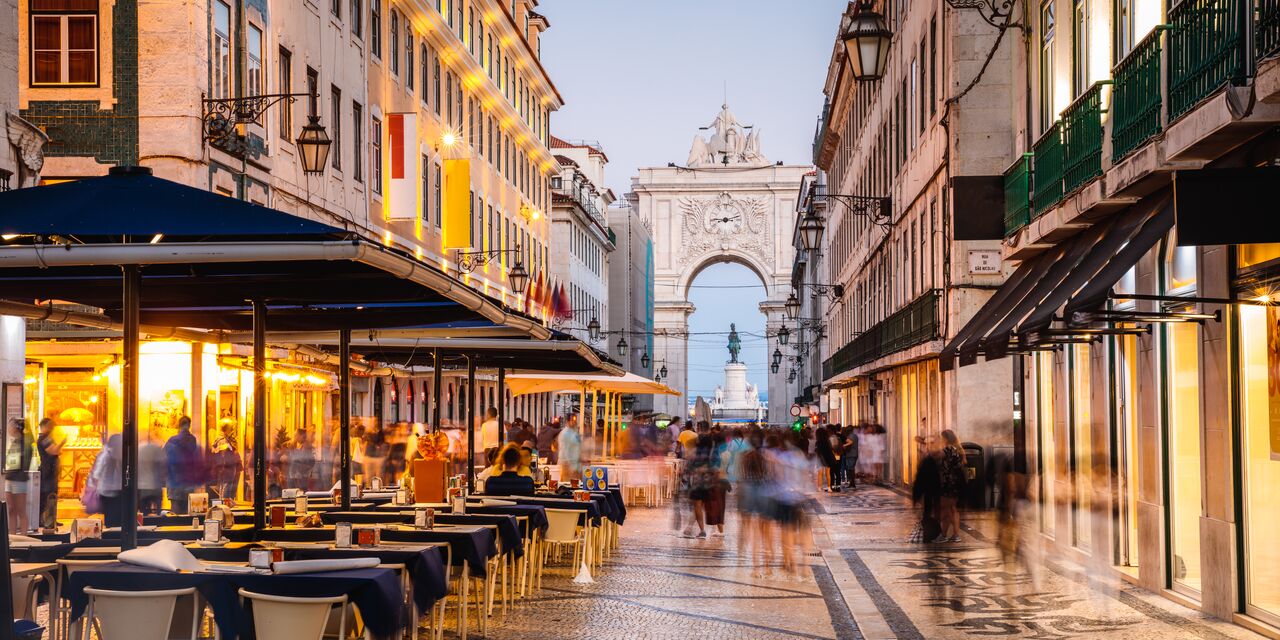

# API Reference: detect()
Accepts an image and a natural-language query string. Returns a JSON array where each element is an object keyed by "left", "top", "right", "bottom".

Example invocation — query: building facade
[
  {"left": 941, "top": 0, "right": 1280, "bottom": 634},
  {"left": 548, "top": 136, "right": 615, "bottom": 345},
  {"left": 607, "top": 201, "right": 655, "bottom": 409},
  {"left": 6, "top": 0, "right": 564, "bottom": 513},
  {"left": 813, "top": 0, "right": 1016, "bottom": 484}
]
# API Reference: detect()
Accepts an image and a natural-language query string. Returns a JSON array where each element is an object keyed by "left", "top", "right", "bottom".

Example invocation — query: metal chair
[{"left": 81, "top": 586, "right": 198, "bottom": 640}]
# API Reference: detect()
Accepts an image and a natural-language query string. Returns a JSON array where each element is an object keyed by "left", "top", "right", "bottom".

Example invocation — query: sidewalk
[{"left": 812, "top": 485, "right": 1264, "bottom": 640}]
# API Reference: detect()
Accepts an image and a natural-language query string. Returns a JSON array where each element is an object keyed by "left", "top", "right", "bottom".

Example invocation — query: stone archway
[{"left": 630, "top": 104, "right": 812, "bottom": 423}]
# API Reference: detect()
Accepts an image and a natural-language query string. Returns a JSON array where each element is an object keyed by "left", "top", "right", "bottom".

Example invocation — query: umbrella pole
[
  {"left": 339, "top": 329, "right": 351, "bottom": 511},
  {"left": 466, "top": 356, "right": 476, "bottom": 494},
  {"left": 120, "top": 265, "right": 140, "bottom": 550},
  {"left": 431, "top": 348, "right": 443, "bottom": 432},
  {"left": 252, "top": 300, "right": 267, "bottom": 532}
]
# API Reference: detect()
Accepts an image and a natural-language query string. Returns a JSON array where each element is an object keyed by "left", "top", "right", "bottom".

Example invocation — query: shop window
[
  {"left": 1069, "top": 343, "right": 1091, "bottom": 551},
  {"left": 1164, "top": 320, "right": 1202, "bottom": 594},
  {"left": 1238, "top": 243, "right": 1280, "bottom": 271},
  {"left": 1112, "top": 334, "right": 1141, "bottom": 568},
  {"left": 1238, "top": 305, "right": 1280, "bottom": 621},
  {"left": 1165, "top": 242, "right": 1197, "bottom": 294},
  {"left": 31, "top": 0, "right": 99, "bottom": 86},
  {"left": 1036, "top": 351, "right": 1057, "bottom": 536}
]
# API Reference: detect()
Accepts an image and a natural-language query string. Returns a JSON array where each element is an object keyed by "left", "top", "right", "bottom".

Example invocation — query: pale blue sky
[{"left": 539, "top": 0, "right": 847, "bottom": 401}]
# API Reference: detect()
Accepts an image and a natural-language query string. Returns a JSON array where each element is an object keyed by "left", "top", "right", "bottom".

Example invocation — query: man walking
[{"left": 164, "top": 416, "right": 204, "bottom": 514}]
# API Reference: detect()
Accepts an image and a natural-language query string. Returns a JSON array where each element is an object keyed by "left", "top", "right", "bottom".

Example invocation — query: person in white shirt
[{"left": 479, "top": 407, "right": 501, "bottom": 466}]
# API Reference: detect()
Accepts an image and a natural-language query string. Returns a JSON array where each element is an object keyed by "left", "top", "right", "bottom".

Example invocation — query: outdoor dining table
[
  {"left": 252, "top": 524, "right": 497, "bottom": 577},
  {"left": 182, "top": 541, "right": 450, "bottom": 615},
  {"left": 494, "top": 495, "right": 605, "bottom": 525},
  {"left": 64, "top": 562, "right": 405, "bottom": 640},
  {"left": 469, "top": 504, "right": 549, "bottom": 536}
]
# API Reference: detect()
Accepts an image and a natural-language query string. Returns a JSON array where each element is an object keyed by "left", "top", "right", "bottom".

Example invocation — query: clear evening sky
[{"left": 540, "top": 0, "right": 847, "bottom": 403}]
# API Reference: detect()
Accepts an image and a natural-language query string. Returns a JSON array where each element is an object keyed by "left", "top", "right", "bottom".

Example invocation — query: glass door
[
  {"left": 1164, "top": 321, "right": 1202, "bottom": 594},
  {"left": 1237, "top": 304, "right": 1280, "bottom": 623},
  {"left": 1112, "top": 334, "right": 1141, "bottom": 568}
]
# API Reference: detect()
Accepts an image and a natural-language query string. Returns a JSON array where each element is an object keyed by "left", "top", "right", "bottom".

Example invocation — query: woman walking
[
  {"left": 937, "top": 429, "right": 967, "bottom": 542},
  {"left": 814, "top": 427, "right": 840, "bottom": 492}
]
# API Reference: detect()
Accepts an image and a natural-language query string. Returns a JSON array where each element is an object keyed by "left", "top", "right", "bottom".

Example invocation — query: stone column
[{"left": 653, "top": 301, "right": 694, "bottom": 417}]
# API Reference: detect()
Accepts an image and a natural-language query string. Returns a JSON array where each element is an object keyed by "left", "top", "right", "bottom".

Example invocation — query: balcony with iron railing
[
  {"left": 1111, "top": 27, "right": 1166, "bottom": 162},
  {"left": 1031, "top": 122, "right": 1064, "bottom": 217},
  {"left": 822, "top": 289, "right": 941, "bottom": 380},
  {"left": 1169, "top": 0, "right": 1247, "bottom": 121},
  {"left": 1003, "top": 153, "right": 1032, "bottom": 237},
  {"left": 1061, "top": 81, "right": 1110, "bottom": 195},
  {"left": 1260, "top": 0, "right": 1280, "bottom": 58},
  {"left": 553, "top": 181, "right": 606, "bottom": 227},
  {"left": 812, "top": 102, "right": 830, "bottom": 166}
]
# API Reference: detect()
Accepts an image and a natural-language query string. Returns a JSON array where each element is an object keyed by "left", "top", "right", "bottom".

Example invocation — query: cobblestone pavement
[
  {"left": 481, "top": 485, "right": 1268, "bottom": 639},
  {"left": 480, "top": 497, "right": 848, "bottom": 640},
  {"left": 813, "top": 485, "right": 1267, "bottom": 640}
]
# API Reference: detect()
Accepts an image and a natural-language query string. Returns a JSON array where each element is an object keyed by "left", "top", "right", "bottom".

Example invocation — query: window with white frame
[
  {"left": 247, "top": 24, "right": 263, "bottom": 97},
  {"left": 30, "top": 0, "right": 100, "bottom": 86},
  {"left": 212, "top": 1, "right": 232, "bottom": 97}
]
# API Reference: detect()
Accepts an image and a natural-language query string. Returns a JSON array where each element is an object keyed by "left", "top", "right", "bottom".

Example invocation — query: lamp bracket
[
  {"left": 802, "top": 283, "right": 845, "bottom": 301},
  {"left": 202, "top": 92, "right": 315, "bottom": 156},
  {"left": 811, "top": 184, "right": 892, "bottom": 228},
  {"left": 944, "top": 0, "right": 1024, "bottom": 31},
  {"left": 455, "top": 245, "right": 524, "bottom": 274}
]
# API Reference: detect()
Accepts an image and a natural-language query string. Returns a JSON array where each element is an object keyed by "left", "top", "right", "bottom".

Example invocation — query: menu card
[
  {"left": 203, "top": 519, "right": 222, "bottom": 543},
  {"left": 295, "top": 495, "right": 308, "bottom": 515},
  {"left": 414, "top": 508, "right": 434, "bottom": 529},
  {"left": 71, "top": 518, "right": 102, "bottom": 543},
  {"left": 370, "top": 476, "right": 382, "bottom": 491},
  {"left": 270, "top": 505, "right": 287, "bottom": 528},
  {"left": 335, "top": 522, "right": 353, "bottom": 548},
  {"left": 452, "top": 495, "right": 467, "bottom": 515},
  {"left": 188, "top": 492, "right": 209, "bottom": 515},
  {"left": 248, "top": 548, "right": 272, "bottom": 569}
]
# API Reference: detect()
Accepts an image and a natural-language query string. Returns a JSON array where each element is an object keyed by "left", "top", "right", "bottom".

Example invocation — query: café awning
[
  {"left": 0, "top": 166, "right": 548, "bottom": 337},
  {"left": 505, "top": 372, "right": 680, "bottom": 396},
  {"left": 940, "top": 197, "right": 1174, "bottom": 370}
]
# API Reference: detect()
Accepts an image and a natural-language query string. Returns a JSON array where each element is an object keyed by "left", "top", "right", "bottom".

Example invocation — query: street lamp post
[{"left": 841, "top": 2, "right": 893, "bottom": 82}]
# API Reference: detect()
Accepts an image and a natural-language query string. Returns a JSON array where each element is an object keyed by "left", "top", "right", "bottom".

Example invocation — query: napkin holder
[{"left": 206, "top": 504, "right": 235, "bottom": 526}]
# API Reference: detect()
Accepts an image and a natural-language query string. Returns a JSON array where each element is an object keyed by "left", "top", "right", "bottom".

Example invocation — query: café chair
[
  {"left": 239, "top": 589, "right": 362, "bottom": 640},
  {"left": 540, "top": 509, "right": 586, "bottom": 583},
  {"left": 54, "top": 558, "right": 113, "bottom": 640},
  {"left": 81, "top": 586, "right": 198, "bottom": 640},
  {"left": 10, "top": 574, "right": 43, "bottom": 620}
]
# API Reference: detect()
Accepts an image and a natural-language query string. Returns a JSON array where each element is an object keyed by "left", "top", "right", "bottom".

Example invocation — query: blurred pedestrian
[
  {"left": 557, "top": 414, "right": 583, "bottom": 480},
  {"left": 138, "top": 430, "right": 165, "bottom": 514},
  {"left": 864, "top": 424, "right": 886, "bottom": 485},
  {"left": 36, "top": 418, "right": 65, "bottom": 531},
  {"left": 163, "top": 416, "right": 204, "bottom": 514},
  {"left": 92, "top": 434, "right": 123, "bottom": 527},
  {"left": 682, "top": 434, "right": 715, "bottom": 539},
  {"left": 210, "top": 422, "right": 242, "bottom": 502},
  {"left": 910, "top": 436, "right": 943, "bottom": 543},
  {"left": 815, "top": 426, "right": 840, "bottom": 492},
  {"left": 4, "top": 417, "right": 35, "bottom": 532},
  {"left": 841, "top": 425, "right": 859, "bottom": 490},
  {"left": 937, "top": 429, "right": 967, "bottom": 542}
]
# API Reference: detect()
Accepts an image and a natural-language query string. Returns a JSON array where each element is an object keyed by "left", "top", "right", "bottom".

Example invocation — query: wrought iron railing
[
  {"left": 822, "top": 289, "right": 941, "bottom": 380},
  {"left": 1061, "top": 81, "right": 1110, "bottom": 195},
  {"left": 1259, "top": 0, "right": 1280, "bottom": 59},
  {"left": 1169, "top": 0, "right": 1246, "bottom": 121},
  {"left": 1003, "top": 153, "right": 1033, "bottom": 237},
  {"left": 1032, "top": 122, "right": 1064, "bottom": 216},
  {"left": 1112, "top": 27, "right": 1166, "bottom": 161}
]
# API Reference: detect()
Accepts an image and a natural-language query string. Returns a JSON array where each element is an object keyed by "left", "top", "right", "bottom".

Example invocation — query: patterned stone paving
[{"left": 478, "top": 485, "right": 1269, "bottom": 639}]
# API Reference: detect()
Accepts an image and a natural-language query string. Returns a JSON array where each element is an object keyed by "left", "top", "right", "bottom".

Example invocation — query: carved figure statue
[{"left": 727, "top": 323, "right": 742, "bottom": 364}]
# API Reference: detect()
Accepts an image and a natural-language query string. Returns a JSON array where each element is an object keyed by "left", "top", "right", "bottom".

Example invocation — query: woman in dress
[{"left": 937, "top": 429, "right": 967, "bottom": 542}]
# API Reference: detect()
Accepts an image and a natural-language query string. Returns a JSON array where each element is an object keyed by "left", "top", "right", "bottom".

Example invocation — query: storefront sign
[{"left": 1268, "top": 307, "right": 1280, "bottom": 460}]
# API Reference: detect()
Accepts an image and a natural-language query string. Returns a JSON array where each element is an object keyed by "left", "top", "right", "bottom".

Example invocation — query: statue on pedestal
[{"left": 727, "top": 323, "right": 741, "bottom": 364}]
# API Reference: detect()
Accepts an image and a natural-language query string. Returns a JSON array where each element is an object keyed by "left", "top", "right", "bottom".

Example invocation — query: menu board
[
  {"left": 335, "top": 522, "right": 353, "bottom": 548},
  {"left": 582, "top": 466, "right": 609, "bottom": 491}
]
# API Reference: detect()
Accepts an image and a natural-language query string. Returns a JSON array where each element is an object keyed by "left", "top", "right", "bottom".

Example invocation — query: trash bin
[{"left": 961, "top": 442, "right": 985, "bottom": 509}]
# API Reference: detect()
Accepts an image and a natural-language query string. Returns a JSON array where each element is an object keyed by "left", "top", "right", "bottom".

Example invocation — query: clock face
[{"left": 706, "top": 203, "right": 743, "bottom": 234}]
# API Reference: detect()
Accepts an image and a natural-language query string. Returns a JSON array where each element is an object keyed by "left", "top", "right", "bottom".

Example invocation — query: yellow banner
[{"left": 442, "top": 159, "right": 471, "bottom": 249}]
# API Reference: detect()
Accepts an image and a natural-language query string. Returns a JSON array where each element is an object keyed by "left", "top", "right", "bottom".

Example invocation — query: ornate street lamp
[
  {"left": 785, "top": 293, "right": 801, "bottom": 320},
  {"left": 659, "top": 364, "right": 668, "bottom": 379},
  {"left": 641, "top": 352, "right": 650, "bottom": 369},
  {"left": 778, "top": 325, "right": 790, "bottom": 345},
  {"left": 616, "top": 336, "right": 628, "bottom": 357},
  {"left": 295, "top": 115, "right": 333, "bottom": 174},
  {"left": 587, "top": 317, "right": 601, "bottom": 341},
  {"left": 772, "top": 348, "right": 783, "bottom": 368},
  {"left": 771, "top": 362, "right": 780, "bottom": 374},
  {"left": 842, "top": 2, "right": 893, "bottom": 82},
  {"left": 506, "top": 260, "right": 530, "bottom": 296},
  {"left": 799, "top": 210, "right": 825, "bottom": 251}
]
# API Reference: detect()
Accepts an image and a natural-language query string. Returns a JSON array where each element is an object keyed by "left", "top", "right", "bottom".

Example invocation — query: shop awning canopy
[
  {"left": 260, "top": 332, "right": 624, "bottom": 375},
  {"left": 0, "top": 166, "right": 549, "bottom": 338},
  {"left": 504, "top": 372, "right": 681, "bottom": 397},
  {"left": 940, "top": 197, "right": 1174, "bottom": 370}
]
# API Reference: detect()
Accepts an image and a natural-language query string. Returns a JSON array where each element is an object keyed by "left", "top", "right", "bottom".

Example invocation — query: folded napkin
[
  {"left": 8, "top": 534, "right": 41, "bottom": 544},
  {"left": 118, "top": 539, "right": 204, "bottom": 572},
  {"left": 271, "top": 557, "right": 380, "bottom": 575},
  {"left": 304, "top": 491, "right": 332, "bottom": 499},
  {"left": 361, "top": 492, "right": 396, "bottom": 500},
  {"left": 476, "top": 499, "right": 516, "bottom": 507}
]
